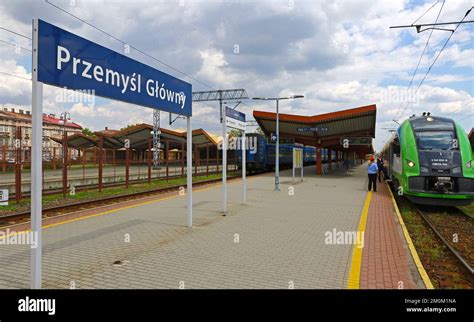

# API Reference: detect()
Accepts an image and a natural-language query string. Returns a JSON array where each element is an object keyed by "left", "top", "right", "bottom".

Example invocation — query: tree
[
  {"left": 82, "top": 128, "right": 96, "bottom": 137},
  {"left": 228, "top": 129, "right": 242, "bottom": 138},
  {"left": 120, "top": 124, "right": 137, "bottom": 131}
]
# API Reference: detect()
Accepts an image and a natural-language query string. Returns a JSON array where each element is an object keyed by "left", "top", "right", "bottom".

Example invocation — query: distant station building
[
  {"left": 0, "top": 107, "right": 82, "bottom": 158},
  {"left": 52, "top": 123, "right": 224, "bottom": 165},
  {"left": 253, "top": 104, "right": 376, "bottom": 174}
]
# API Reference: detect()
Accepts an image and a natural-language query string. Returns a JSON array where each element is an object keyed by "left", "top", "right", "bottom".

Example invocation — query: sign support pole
[
  {"left": 242, "top": 128, "right": 246, "bottom": 204},
  {"left": 31, "top": 18, "right": 43, "bottom": 289},
  {"left": 301, "top": 158, "right": 304, "bottom": 182},
  {"left": 187, "top": 116, "right": 192, "bottom": 228},
  {"left": 186, "top": 116, "right": 193, "bottom": 228},
  {"left": 275, "top": 99, "right": 280, "bottom": 191},
  {"left": 222, "top": 108, "right": 227, "bottom": 214}
]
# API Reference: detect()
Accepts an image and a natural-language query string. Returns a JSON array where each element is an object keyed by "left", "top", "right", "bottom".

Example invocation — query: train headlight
[
  {"left": 407, "top": 160, "right": 416, "bottom": 168},
  {"left": 467, "top": 160, "right": 472, "bottom": 168}
]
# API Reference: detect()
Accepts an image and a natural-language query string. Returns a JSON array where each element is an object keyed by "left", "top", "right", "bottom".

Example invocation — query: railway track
[
  {"left": 415, "top": 205, "right": 474, "bottom": 275},
  {"left": 0, "top": 172, "right": 248, "bottom": 227}
]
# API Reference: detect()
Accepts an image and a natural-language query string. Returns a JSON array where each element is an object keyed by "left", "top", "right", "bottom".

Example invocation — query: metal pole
[
  {"left": 62, "top": 127, "right": 67, "bottom": 197},
  {"left": 125, "top": 148, "right": 129, "bottom": 188},
  {"left": 165, "top": 140, "right": 169, "bottom": 181},
  {"left": 186, "top": 116, "right": 192, "bottom": 228},
  {"left": 31, "top": 18, "right": 43, "bottom": 289},
  {"left": 15, "top": 127, "right": 21, "bottom": 204},
  {"left": 301, "top": 149, "right": 304, "bottom": 182},
  {"left": 242, "top": 128, "right": 246, "bottom": 204},
  {"left": 147, "top": 138, "right": 151, "bottom": 184},
  {"left": 98, "top": 136, "right": 103, "bottom": 192},
  {"left": 206, "top": 144, "right": 209, "bottom": 176},
  {"left": 275, "top": 99, "right": 280, "bottom": 191},
  {"left": 222, "top": 106, "right": 227, "bottom": 213},
  {"left": 292, "top": 149, "right": 295, "bottom": 184}
]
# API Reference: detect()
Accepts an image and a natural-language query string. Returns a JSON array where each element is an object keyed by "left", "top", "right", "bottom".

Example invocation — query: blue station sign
[
  {"left": 225, "top": 107, "right": 246, "bottom": 130},
  {"left": 37, "top": 19, "right": 192, "bottom": 116}
]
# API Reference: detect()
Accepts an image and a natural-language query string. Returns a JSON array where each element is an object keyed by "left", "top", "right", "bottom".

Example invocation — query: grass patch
[
  {"left": 458, "top": 203, "right": 474, "bottom": 219},
  {"left": 395, "top": 193, "right": 473, "bottom": 288},
  {"left": 0, "top": 171, "right": 239, "bottom": 214}
]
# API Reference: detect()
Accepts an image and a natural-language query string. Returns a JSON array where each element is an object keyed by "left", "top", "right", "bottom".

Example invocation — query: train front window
[{"left": 415, "top": 131, "right": 456, "bottom": 150}]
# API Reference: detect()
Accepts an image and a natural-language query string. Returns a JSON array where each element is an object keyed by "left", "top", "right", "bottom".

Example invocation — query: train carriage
[{"left": 382, "top": 114, "right": 474, "bottom": 206}]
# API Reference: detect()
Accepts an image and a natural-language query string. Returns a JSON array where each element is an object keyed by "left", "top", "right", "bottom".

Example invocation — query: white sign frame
[{"left": 0, "top": 189, "right": 9, "bottom": 206}]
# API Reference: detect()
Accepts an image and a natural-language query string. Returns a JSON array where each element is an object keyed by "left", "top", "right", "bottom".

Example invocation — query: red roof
[
  {"left": 0, "top": 109, "right": 82, "bottom": 129},
  {"left": 253, "top": 104, "right": 377, "bottom": 150},
  {"left": 42, "top": 115, "right": 82, "bottom": 129},
  {"left": 253, "top": 104, "right": 376, "bottom": 123}
]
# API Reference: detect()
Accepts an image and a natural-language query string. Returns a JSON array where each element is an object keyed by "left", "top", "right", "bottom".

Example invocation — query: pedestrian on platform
[
  {"left": 367, "top": 156, "right": 378, "bottom": 192},
  {"left": 376, "top": 155, "right": 384, "bottom": 183},
  {"left": 343, "top": 158, "right": 349, "bottom": 173}
]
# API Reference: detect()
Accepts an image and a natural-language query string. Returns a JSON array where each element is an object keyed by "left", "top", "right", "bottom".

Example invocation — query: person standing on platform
[
  {"left": 376, "top": 155, "right": 384, "bottom": 183},
  {"left": 367, "top": 156, "right": 378, "bottom": 192},
  {"left": 343, "top": 158, "right": 349, "bottom": 173}
]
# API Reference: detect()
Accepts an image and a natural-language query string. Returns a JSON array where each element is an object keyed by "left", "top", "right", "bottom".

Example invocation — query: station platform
[{"left": 0, "top": 163, "right": 429, "bottom": 289}]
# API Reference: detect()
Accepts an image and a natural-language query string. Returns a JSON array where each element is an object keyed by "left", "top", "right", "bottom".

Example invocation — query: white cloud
[{"left": 0, "top": 0, "right": 472, "bottom": 153}]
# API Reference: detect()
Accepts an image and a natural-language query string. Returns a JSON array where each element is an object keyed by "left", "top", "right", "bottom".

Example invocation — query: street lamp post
[{"left": 253, "top": 95, "right": 304, "bottom": 191}]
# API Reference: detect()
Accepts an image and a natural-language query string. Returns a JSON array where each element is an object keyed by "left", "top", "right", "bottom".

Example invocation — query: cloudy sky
[{"left": 0, "top": 0, "right": 472, "bottom": 150}]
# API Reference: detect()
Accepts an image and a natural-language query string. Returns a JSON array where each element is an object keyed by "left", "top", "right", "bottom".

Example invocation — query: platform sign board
[
  {"left": 0, "top": 189, "right": 8, "bottom": 206},
  {"left": 32, "top": 19, "right": 193, "bottom": 289},
  {"left": 340, "top": 137, "right": 372, "bottom": 146},
  {"left": 269, "top": 132, "right": 277, "bottom": 143},
  {"left": 268, "top": 135, "right": 294, "bottom": 145},
  {"left": 225, "top": 107, "right": 246, "bottom": 130},
  {"left": 37, "top": 19, "right": 192, "bottom": 116},
  {"left": 292, "top": 148, "right": 303, "bottom": 183},
  {"left": 297, "top": 126, "right": 328, "bottom": 133}
]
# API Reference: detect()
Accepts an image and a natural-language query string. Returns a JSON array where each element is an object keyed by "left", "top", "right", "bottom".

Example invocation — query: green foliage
[{"left": 82, "top": 128, "right": 96, "bottom": 137}]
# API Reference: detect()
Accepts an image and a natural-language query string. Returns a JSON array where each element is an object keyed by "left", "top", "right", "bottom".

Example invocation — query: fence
[{"left": 0, "top": 142, "right": 238, "bottom": 203}]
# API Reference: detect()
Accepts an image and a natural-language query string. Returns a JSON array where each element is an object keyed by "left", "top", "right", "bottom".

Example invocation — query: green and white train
[{"left": 382, "top": 113, "right": 474, "bottom": 206}]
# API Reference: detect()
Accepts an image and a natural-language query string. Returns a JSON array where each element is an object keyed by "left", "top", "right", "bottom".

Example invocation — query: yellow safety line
[
  {"left": 346, "top": 191, "right": 372, "bottom": 289},
  {"left": 0, "top": 175, "right": 259, "bottom": 239},
  {"left": 386, "top": 182, "right": 434, "bottom": 290}
]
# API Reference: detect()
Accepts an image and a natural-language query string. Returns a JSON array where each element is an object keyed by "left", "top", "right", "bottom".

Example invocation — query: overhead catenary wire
[
  {"left": 393, "top": 0, "right": 445, "bottom": 122},
  {"left": 0, "top": 38, "right": 32, "bottom": 52},
  {"left": 44, "top": 0, "right": 217, "bottom": 91},
  {"left": 0, "top": 70, "right": 31, "bottom": 81},
  {"left": 0, "top": 26, "right": 32, "bottom": 40},
  {"left": 396, "top": 6, "right": 473, "bottom": 123},
  {"left": 411, "top": 0, "right": 440, "bottom": 25}
]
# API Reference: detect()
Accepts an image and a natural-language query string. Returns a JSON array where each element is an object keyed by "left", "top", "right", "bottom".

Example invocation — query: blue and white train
[{"left": 238, "top": 133, "right": 335, "bottom": 173}]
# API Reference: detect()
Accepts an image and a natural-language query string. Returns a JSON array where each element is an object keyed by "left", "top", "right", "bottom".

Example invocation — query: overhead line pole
[{"left": 390, "top": 19, "right": 474, "bottom": 30}]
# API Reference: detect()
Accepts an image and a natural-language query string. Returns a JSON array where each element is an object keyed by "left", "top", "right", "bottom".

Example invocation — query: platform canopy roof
[
  {"left": 50, "top": 133, "right": 98, "bottom": 149},
  {"left": 253, "top": 104, "right": 376, "bottom": 152},
  {"left": 54, "top": 124, "right": 218, "bottom": 150}
]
